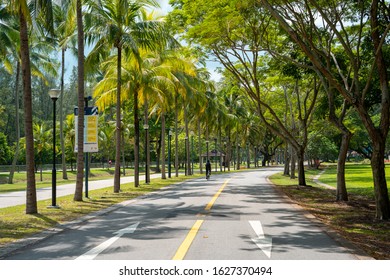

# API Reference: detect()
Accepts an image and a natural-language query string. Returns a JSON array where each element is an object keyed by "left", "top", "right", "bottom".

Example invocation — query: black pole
[
  {"left": 206, "top": 140, "right": 209, "bottom": 162},
  {"left": 50, "top": 97, "right": 59, "bottom": 208},
  {"left": 191, "top": 136, "right": 194, "bottom": 175},
  {"left": 84, "top": 97, "right": 89, "bottom": 198},
  {"left": 224, "top": 141, "right": 226, "bottom": 172},
  {"left": 184, "top": 137, "right": 188, "bottom": 176},
  {"left": 214, "top": 138, "right": 217, "bottom": 172},
  {"left": 168, "top": 131, "right": 171, "bottom": 178},
  {"left": 145, "top": 126, "right": 150, "bottom": 184}
]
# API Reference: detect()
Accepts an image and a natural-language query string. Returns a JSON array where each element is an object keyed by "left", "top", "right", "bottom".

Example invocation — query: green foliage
[
  {"left": 0, "top": 132, "right": 12, "bottom": 164},
  {"left": 307, "top": 132, "right": 338, "bottom": 162}
]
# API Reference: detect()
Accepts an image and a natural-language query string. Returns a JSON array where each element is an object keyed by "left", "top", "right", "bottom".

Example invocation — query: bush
[{"left": 0, "top": 132, "right": 12, "bottom": 164}]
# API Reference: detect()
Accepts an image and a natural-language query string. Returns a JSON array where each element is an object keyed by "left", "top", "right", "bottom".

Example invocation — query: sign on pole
[{"left": 74, "top": 106, "right": 99, "bottom": 153}]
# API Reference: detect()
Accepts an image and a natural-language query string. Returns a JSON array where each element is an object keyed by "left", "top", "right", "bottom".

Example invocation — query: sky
[{"left": 62, "top": 0, "right": 221, "bottom": 83}]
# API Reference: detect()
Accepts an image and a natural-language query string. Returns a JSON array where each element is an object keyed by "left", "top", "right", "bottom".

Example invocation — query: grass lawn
[
  {"left": 316, "top": 164, "right": 387, "bottom": 199},
  {"left": 269, "top": 164, "right": 390, "bottom": 260},
  {"left": 0, "top": 173, "right": 204, "bottom": 250}
]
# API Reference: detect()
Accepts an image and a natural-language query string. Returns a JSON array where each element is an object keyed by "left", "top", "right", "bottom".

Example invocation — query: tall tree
[
  {"left": 53, "top": 0, "right": 77, "bottom": 180},
  {"left": 86, "top": 1, "right": 175, "bottom": 190},
  {"left": 260, "top": 0, "right": 390, "bottom": 220},
  {"left": 169, "top": 0, "right": 318, "bottom": 186},
  {"left": 0, "top": 5, "right": 21, "bottom": 184},
  {"left": 74, "top": 0, "right": 85, "bottom": 201},
  {"left": 9, "top": 0, "right": 37, "bottom": 213}
]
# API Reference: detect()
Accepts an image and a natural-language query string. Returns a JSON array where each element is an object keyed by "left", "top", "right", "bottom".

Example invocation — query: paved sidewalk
[
  {"left": 312, "top": 167, "right": 335, "bottom": 190},
  {"left": 0, "top": 173, "right": 162, "bottom": 209}
]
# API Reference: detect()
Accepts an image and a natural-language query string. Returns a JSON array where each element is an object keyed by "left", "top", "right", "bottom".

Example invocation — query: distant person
[{"left": 206, "top": 160, "right": 211, "bottom": 179}]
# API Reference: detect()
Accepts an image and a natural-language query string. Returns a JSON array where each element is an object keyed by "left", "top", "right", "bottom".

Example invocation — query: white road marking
[
  {"left": 76, "top": 222, "right": 140, "bottom": 260},
  {"left": 249, "top": 220, "right": 273, "bottom": 258}
]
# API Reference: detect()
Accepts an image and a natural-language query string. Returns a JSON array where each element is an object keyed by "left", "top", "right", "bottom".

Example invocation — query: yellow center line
[
  {"left": 172, "top": 178, "right": 231, "bottom": 260},
  {"left": 172, "top": 219, "right": 204, "bottom": 260},
  {"left": 205, "top": 178, "right": 231, "bottom": 211}
]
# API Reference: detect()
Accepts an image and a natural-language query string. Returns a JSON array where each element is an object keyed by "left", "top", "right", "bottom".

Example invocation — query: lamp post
[
  {"left": 191, "top": 134, "right": 194, "bottom": 175},
  {"left": 48, "top": 89, "right": 61, "bottom": 208},
  {"left": 238, "top": 143, "right": 241, "bottom": 170},
  {"left": 184, "top": 135, "right": 188, "bottom": 176},
  {"left": 84, "top": 96, "right": 91, "bottom": 198},
  {"left": 214, "top": 137, "right": 217, "bottom": 172},
  {"left": 206, "top": 140, "right": 209, "bottom": 162},
  {"left": 168, "top": 129, "right": 172, "bottom": 178},
  {"left": 224, "top": 139, "right": 227, "bottom": 172},
  {"left": 144, "top": 124, "right": 150, "bottom": 184}
]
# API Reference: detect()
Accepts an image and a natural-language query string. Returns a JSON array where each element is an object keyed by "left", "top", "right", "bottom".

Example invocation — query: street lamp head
[
  {"left": 143, "top": 124, "right": 149, "bottom": 130},
  {"left": 48, "top": 89, "right": 61, "bottom": 100}
]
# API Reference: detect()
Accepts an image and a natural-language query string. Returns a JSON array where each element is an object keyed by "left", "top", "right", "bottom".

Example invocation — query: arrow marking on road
[
  {"left": 76, "top": 222, "right": 140, "bottom": 260},
  {"left": 249, "top": 220, "right": 273, "bottom": 258}
]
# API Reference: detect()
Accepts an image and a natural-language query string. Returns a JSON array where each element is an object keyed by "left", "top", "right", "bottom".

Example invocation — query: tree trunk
[
  {"left": 60, "top": 47, "right": 68, "bottom": 180},
  {"left": 134, "top": 89, "right": 140, "bottom": 187},
  {"left": 144, "top": 99, "right": 150, "bottom": 183},
  {"left": 184, "top": 106, "right": 191, "bottom": 175},
  {"left": 9, "top": 62, "right": 21, "bottom": 184},
  {"left": 20, "top": 10, "right": 37, "bottom": 214},
  {"left": 369, "top": 0, "right": 390, "bottom": 220},
  {"left": 156, "top": 139, "right": 161, "bottom": 173},
  {"left": 74, "top": 0, "right": 85, "bottom": 201},
  {"left": 283, "top": 144, "right": 290, "bottom": 176},
  {"left": 246, "top": 145, "right": 250, "bottom": 168},
  {"left": 219, "top": 130, "right": 223, "bottom": 171},
  {"left": 237, "top": 144, "right": 241, "bottom": 170},
  {"left": 227, "top": 128, "right": 231, "bottom": 171},
  {"left": 297, "top": 147, "right": 306, "bottom": 186},
  {"left": 161, "top": 112, "right": 166, "bottom": 179},
  {"left": 114, "top": 47, "right": 122, "bottom": 193},
  {"left": 371, "top": 140, "right": 390, "bottom": 220},
  {"left": 198, "top": 119, "right": 203, "bottom": 174},
  {"left": 290, "top": 146, "right": 296, "bottom": 179},
  {"left": 122, "top": 128, "right": 126, "bottom": 176},
  {"left": 336, "top": 131, "right": 351, "bottom": 201},
  {"left": 174, "top": 92, "right": 179, "bottom": 177}
]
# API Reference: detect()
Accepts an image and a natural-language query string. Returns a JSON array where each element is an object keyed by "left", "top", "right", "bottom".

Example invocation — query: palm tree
[
  {"left": 89, "top": 6, "right": 177, "bottom": 188},
  {"left": 0, "top": 5, "right": 19, "bottom": 67},
  {"left": 94, "top": 48, "right": 171, "bottom": 187},
  {"left": 33, "top": 123, "right": 52, "bottom": 181},
  {"left": 85, "top": 0, "right": 175, "bottom": 191},
  {"left": 0, "top": 6, "right": 21, "bottom": 184},
  {"left": 8, "top": 0, "right": 37, "bottom": 213},
  {"left": 74, "top": 0, "right": 85, "bottom": 201},
  {"left": 166, "top": 52, "right": 206, "bottom": 177},
  {"left": 7, "top": 0, "right": 57, "bottom": 213},
  {"left": 53, "top": 0, "right": 77, "bottom": 180},
  {"left": 98, "top": 119, "right": 116, "bottom": 168},
  {"left": 63, "top": 114, "right": 76, "bottom": 171}
]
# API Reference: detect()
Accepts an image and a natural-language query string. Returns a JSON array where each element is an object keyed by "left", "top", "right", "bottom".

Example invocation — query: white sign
[{"left": 74, "top": 106, "right": 99, "bottom": 153}]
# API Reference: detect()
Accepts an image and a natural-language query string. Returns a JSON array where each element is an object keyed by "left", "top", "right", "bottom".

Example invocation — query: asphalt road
[{"left": 2, "top": 168, "right": 365, "bottom": 260}]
